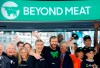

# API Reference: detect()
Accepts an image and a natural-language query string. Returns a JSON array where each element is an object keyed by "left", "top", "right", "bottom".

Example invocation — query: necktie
[{"left": 60, "top": 54, "right": 64, "bottom": 68}]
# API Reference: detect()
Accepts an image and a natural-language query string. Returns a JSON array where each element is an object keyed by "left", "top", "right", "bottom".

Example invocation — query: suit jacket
[
  {"left": 3, "top": 53, "right": 18, "bottom": 68},
  {"left": 61, "top": 52, "right": 73, "bottom": 68},
  {"left": 0, "top": 55, "right": 11, "bottom": 68}
]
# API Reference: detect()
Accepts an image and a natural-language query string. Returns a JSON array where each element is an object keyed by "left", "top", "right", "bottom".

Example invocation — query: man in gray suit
[{"left": 0, "top": 44, "right": 11, "bottom": 68}]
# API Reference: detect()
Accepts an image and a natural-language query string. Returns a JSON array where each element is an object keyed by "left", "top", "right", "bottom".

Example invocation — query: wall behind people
[{"left": 0, "top": 31, "right": 99, "bottom": 47}]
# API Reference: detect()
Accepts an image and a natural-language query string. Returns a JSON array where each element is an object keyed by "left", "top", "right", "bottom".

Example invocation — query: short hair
[
  {"left": 23, "top": 43, "right": 32, "bottom": 48},
  {"left": 75, "top": 47, "right": 83, "bottom": 53},
  {"left": 83, "top": 35, "right": 91, "bottom": 41},
  {"left": 35, "top": 39, "right": 43, "bottom": 45},
  {"left": 6, "top": 43, "right": 16, "bottom": 50},
  {"left": 59, "top": 40, "right": 66, "bottom": 47},
  {"left": 57, "top": 34, "right": 63, "bottom": 38},
  {"left": 49, "top": 36, "right": 57, "bottom": 42},
  {"left": 17, "top": 41, "right": 24, "bottom": 47},
  {"left": 85, "top": 47, "right": 95, "bottom": 54}
]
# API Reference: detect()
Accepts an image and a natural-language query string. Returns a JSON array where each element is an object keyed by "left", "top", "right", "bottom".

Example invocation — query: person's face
[
  {"left": 76, "top": 51, "right": 84, "bottom": 59},
  {"left": 24, "top": 44, "right": 31, "bottom": 53},
  {"left": 86, "top": 51, "right": 95, "bottom": 59},
  {"left": 21, "top": 49, "right": 28, "bottom": 60},
  {"left": 35, "top": 42, "right": 44, "bottom": 52},
  {"left": 58, "top": 35, "right": 63, "bottom": 43},
  {"left": 84, "top": 39, "right": 91, "bottom": 47},
  {"left": 60, "top": 43, "right": 67, "bottom": 53},
  {"left": 14, "top": 50, "right": 18, "bottom": 57},
  {"left": 0, "top": 45, "right": 3, "bottom": 55},
  {"left": 18, "top": 44, "right": 23, "bottom": 50},
  {"left": 6, "top": 45, "right": 15, "bottom": 56},
  {"left": 50, "top": 38, "right": 58, "bottom": 49}
]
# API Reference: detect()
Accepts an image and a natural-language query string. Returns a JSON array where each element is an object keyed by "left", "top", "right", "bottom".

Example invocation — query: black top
[
  {"left": 33, "top": 54, "right": 48, "bottom": 68},
  {"left": 42, "top": 46, "right": 60, "bottom": 68},
  {"left": 18, "top": 61, "right": 28, "bottom": 68},
  {"left": 62, "top": 52, "right": 73, "bottom": 68},
  {"left": 81, "top": 60, "right": 97, "bottom": 68},
  {"left": 94, "top": 52, "right": 100, "bottom": 67},
  {"left": 3, "top": 53, "right": 18, "bottom": 68},
  {"left": 0, "top": 55, "right": 11, "bottom": 68},
  {"left": 18, "top": 55, "right": 35, "bottom": 68}
]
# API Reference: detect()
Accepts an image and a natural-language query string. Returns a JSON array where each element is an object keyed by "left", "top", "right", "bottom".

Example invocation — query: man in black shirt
[{"left": 43, "top": 36, "right": 60, "bottom": 68}]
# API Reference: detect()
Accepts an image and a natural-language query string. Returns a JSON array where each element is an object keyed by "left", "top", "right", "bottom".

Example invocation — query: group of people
[{"left": 0, "top": 21, "right": 100, "bottom": 68}]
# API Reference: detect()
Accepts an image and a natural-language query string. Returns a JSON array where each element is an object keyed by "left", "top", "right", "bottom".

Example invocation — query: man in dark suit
[
  {"left": 0, "top": 44, "right": 11, "bottom": 68},
  {"left": 59, "top": 40, "right": 73, "bottom": 68}
]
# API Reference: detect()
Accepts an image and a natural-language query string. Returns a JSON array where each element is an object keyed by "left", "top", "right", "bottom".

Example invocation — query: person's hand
[
  {"left": 94, "top": 21, "right": 99, "bottom": 30},
  {"left": 92, "top": 64, "right": 98, "bottom": 68},
  {"left": 67, "top": 37, "right": 74, "bottom": 46},
  {"left": 32, "top": 31, "right": 40, "bottom": 39},
  {"left": 94, "top": 45, "right": 99, "bottom": 54},
  {"left": 13, "top": 35, "right": 19, "bottom": 43},
  {"left": 30, "top": 50, "right": 42, "bottom": 59}
]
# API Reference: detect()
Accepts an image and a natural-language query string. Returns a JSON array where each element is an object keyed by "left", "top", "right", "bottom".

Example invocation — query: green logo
[
  {"left": 86, "top": 64, "right": 89, "bottom": 68},
  {"left": 50, "top": 51, "right": 58, "bottom": 58},
  {"left": 1, "top": 1, "right": 20, "bottom": 20}
]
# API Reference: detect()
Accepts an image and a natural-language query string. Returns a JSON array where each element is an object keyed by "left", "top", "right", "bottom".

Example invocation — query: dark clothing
[
  {"left": 3, "top": 53, "right": 18, "bottom": 68},
  {"left": 0, "top": 55, "right": 11, "bottom": 68},
  {"left": 81, "top": 60, "right": 96, "bottom": 68},
  {"left": 83, "top": 47, "right": 93, "bottom": 53},
  {"left": 2, "top": 52, "right": 6, "bottom": 56},
  {"left": 94, "top": 52, "right": 100, "bottom": 68},
  {"left": 61, "top": 52, "right": 73, "bottom": 68},
  {"left": 42, "top": 46, "right": 60, "bottom": 68},
  {"left": 18, "top": 61, "right": 28, "bottom": 68},
  {"left": 33, "top": 54, "right": 48, "bottom": 68},
  {"left": 18, "top": 56, "right": 34, "bottom": 68}
]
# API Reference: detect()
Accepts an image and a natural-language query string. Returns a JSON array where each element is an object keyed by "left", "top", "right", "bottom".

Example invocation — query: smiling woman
[{"left": 18, "top": 47, "right": 35, "bottom": 68}]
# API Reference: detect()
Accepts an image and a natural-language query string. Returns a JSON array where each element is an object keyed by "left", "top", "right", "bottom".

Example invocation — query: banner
[{"left": 0, "top": 0, "right": 100, "bottom": 22}]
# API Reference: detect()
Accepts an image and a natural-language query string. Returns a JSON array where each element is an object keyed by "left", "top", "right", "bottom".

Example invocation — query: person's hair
[
  {"left": 23, "top": 43, "right": 32, "bottom": 48},
  {"left": 18, "top": 47, "right": 29, "bottom": 64},
  {"left": 59, "top": 40, "right": 66, "bottom": 47},
  {"left": 57, "top": 34, "right": 63, "bottom": 38},
  {"left": 35, "top": 39, "right": 44, "bottom": 45},
  {"left": 49, "top": 36, "right": 57, "bottom": 42},
  {"left": 17, "top": 41, "right": 24, "bottom": 47},
  {"left": 83, "top": 35, "right": 91, "bottom": 41},
  {"left": 75, "top": 47, "right": 83, "bottom": 57},
  {"left": 5, "top": 43, "right": 16, "bottom": 51}
]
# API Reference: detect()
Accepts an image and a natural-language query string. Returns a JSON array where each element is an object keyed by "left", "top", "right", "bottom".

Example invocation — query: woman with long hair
[{"left": 18, "top": 47, "right": 34, "bottom": 68}]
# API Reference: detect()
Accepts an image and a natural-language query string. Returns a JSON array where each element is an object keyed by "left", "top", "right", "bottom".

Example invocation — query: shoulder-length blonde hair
[{"left": 18, "top": 47, "right": 29, "bottom": 64}]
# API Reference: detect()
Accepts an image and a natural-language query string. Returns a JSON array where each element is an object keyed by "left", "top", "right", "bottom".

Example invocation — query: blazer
[
  {"left": 61, "top": 52, "right": 73, "bottom": 68},
  {"left": 0, "top": 55, "right": 11, "bottom": 68}
]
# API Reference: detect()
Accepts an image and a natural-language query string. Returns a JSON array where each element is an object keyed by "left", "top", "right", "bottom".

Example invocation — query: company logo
[{"left": 1, "top": 1, "right": 20, "bottom": 20}]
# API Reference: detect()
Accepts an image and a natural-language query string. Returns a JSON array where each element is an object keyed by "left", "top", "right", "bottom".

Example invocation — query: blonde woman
[{"left": 18, "top": 47, "right": 34, "bottom": 68}]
